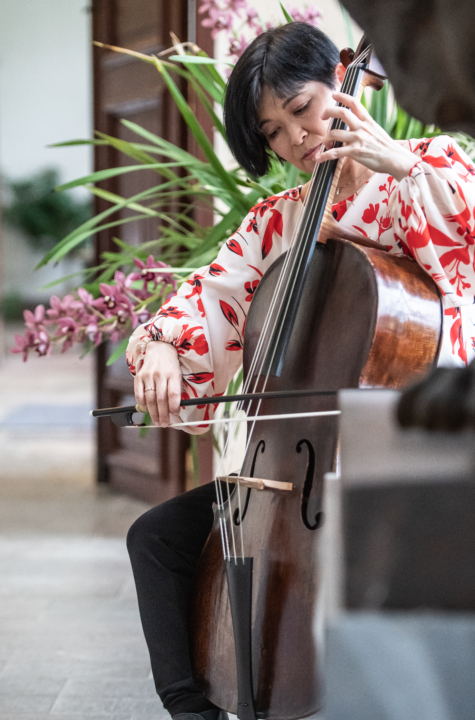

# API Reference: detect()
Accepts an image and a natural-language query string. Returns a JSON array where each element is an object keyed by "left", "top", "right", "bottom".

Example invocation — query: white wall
[
  {"left": 0, "top": 0, "right": 93, "bottom": 310},
  {"left": 0, "top": 0, "right": 92, "bottom": 185}
]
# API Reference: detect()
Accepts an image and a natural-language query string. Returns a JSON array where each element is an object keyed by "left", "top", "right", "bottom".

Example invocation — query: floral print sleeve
[
  {"left": 386, "top": 136, "right": 475, "bottom": 307},
  {"left": 338, "top": 135, "right": 475, "bottom": 366},
  {"left": 126, "top": 188, "right": 302, "bottom": 433}
]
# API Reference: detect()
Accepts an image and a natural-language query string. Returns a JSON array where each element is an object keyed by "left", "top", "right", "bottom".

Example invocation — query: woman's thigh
[{"left": 127, "top": 481, "right": 221, "bottom": 572}]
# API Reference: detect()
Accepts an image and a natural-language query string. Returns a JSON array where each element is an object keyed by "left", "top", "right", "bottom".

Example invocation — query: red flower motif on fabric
[
  {"left": 226, "top": 238, "right": 243, "bottom": 256},
  {"left": 247, "top": 264, "right": 263, "bottom": 277},
  {"left": 400, "top": 197, "right": 413, "bottom": 222},
  {"left": 184, "top": 273, "right": 206, "bottom": 317},
  {"left": 405, "top": 223, "right": 431, "bottom": 250},
  {"left": 423, "top": 154, "right": 452, "bottom": 171},
  {"left": 362, "top": 203, "right": 380, "bottom": 224},
  {"left": 209, "top": 263, "right": 227, "bottom": 277},
  {"left": 261, "top": 208, "right": 283, "bottom": 260},
  {"left": 173, "top": 324, "right": 209, "bottom": 356},
  {"left": 219, "top": 300, "right": 239, "bottom": 327},
  {"left": 442, "top": 181, "right": 475, "bottom": 248},
  {"left": 185, "top": 372, "right": 214, "bottom": 384},
  {"left": 252, "top": 188, "right": 300, "bottom": 220},
  {"left": 445, "top": 307, "right": 468, "bottom": 364},
  {"left": 156, "top": 305, "right": 188, "bottom": 320},
  {"left": 252, "top": 194, "right": 281, "bottom": 218},
  {"left": 246, "top": 215, "right": 258, "bottom": 234},
  {"left": 414, "top": 139, "right": 434, "bottom": 157},
  {"left": 378, "top": 176, "right": 396, "bottom": 207},
  {"left": 219, "top": 298, "right": 245, "bottom": 352},
  {"left": 146, "top": 324, "right": 165, "bottom": 342},
  {"left": 444, "top": 143, "right": 475, "bottom": 178},
  {"left": 244, "top": 279, "right": 259, "bottom": 302},
  {"left": 332, "top": 197, "right": 352, "bottom": 222},
  {"left": 182, "top": 372, "right": 215, "bottom": 401},
  {"left": 226, "top": 339, "right": 243, "bottom": 351}
]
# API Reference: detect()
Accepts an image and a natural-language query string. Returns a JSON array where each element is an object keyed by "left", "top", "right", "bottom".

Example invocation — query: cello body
[{"left": 189, "top": 238, "right": 442, "bottom": 719}]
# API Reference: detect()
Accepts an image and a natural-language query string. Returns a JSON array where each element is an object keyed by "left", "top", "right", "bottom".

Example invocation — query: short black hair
[{"left": 224, "top": 23, "right": 340, "bottom": 178}]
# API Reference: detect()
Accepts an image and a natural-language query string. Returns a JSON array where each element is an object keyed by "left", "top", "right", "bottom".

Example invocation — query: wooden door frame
[{"left": 91, "top": 0, "right": 214, "bottom": 498}]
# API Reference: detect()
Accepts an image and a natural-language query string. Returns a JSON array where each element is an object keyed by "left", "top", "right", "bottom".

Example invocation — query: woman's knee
[{"left": 126, "top": 504, "right": 167, "bottom": 559}]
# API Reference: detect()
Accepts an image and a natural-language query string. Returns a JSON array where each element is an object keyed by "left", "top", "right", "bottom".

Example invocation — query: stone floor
[{"left": 0, "top": 327, "right": 167, "bottom": 719}]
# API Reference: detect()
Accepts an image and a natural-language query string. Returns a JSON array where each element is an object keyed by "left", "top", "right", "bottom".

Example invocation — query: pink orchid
[
  {"left": 245, "top": 7, "right": 260, "bottom": 28},
  {"left": 254, "top": 21, "right": 274, "bottom": 36},
  {"left": 128, "top": 255, "right": 169, "bottom": 286},
  {"left": 47, "top": 294, "right": 84, "bottom": 321},
  {"left": 113, "top": 270, "right": 133, "bottom": 293},
  {"left": 11, "top": 327, "right": 51, "bottom": 361},
  {"left": 201, "top": 7, "right": 234, "bottom": 38},
  {"left": 198, "top": 0, "right": 217, "bottom": 13},
  {"left": 56, "top": 317, "right": 80, "bottom": 353},
  {"left": 136, "top": 308, "right": 151, "bottom": 324},
  {"left": 23, "top": 305, "right": 46, "bottom": 330},
  {"left": 225, "top": 0, "right": 249, "bottom": 12},
  {"left": 229, "top": 34, "right": 248, "bottom": 58},
  {"left": 93, "top": 284, "right": 134, "bottom": 319},
  {"left": 85, "top": 315, "right": 103, "bottom": 346},
  {"left": 77, "top": 288, "right": 95, "bottom": 306},
  {"left": 288, "top": 6, "right": 322, "bottom": 26}
]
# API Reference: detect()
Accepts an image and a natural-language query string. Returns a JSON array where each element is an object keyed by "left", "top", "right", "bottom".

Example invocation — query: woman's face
[{"left": 257, "top": 65, "right": 344, "bottom": 173}]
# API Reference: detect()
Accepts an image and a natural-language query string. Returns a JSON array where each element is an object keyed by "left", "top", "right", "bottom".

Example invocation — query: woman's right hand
[{"left": 134, "top": 341, "right": 182, "bottom": 427}]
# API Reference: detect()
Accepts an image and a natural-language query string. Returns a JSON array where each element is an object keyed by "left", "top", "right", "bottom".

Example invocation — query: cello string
[
  {"left": 237, "top": 480, "right": 244, "bottom": 562},
  {"left": 237, "top": 161, "right": 319, "bottom": 394},
  {"left": 216, "top": 473, "right": 231, "bottom": 560},
  {"left": 225, "top": 476, "right": 238, "bottom": 563}
]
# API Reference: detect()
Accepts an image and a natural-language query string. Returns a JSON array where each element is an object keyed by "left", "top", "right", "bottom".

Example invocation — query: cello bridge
[{"left": 216, "top": 475, "right": 293, "bottom": 492}]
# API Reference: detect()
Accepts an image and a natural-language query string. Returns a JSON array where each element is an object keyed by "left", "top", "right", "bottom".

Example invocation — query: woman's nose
[{"left": 290, "top": 125, "right": 307, "bottom": 145}]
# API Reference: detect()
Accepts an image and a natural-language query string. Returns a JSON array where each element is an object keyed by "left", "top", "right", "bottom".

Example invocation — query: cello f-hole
[
  {"left": 234, "top": 440, "right": 265, "bottom": 526},
  {"left": 296, "top": 439, "right": 323, "bottom": 530}
]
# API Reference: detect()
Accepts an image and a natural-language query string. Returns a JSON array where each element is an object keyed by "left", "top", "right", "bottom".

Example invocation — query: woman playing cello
[{"left": 125, "top": 21, "right": 475, "bottom": 720}]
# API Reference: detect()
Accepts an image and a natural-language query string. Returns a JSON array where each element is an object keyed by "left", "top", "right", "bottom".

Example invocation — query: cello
[{"left": 187, "top": 37, "right": 442, "bottom": 720}]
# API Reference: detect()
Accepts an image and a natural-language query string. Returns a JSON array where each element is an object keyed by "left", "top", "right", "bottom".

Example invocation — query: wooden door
[{"left": 92, "top": 0, "right": 213, "bottom": 503}]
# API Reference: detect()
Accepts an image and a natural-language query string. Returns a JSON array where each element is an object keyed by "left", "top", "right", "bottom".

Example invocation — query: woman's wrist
[{"left": 390, "top": 149, "right": 420, "bottom": 182}]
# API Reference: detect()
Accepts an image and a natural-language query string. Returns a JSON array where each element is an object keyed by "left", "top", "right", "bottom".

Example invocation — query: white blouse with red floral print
[{"left": 126, "top": 136, "right": 475, "bottom": 433}]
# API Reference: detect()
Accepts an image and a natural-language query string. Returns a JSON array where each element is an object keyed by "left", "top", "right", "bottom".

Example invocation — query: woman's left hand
[{"left": 318, "top": 92, "right": 419, "bottom": 181}]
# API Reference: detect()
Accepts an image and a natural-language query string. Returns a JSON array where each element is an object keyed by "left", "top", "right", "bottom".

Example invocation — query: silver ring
[{"left": 144, "top": 387, "right": 156, "bottom": 392}]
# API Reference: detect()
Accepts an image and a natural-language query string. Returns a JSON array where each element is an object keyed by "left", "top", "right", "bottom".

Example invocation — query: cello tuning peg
[{"left": 340, "top": 47, "right": 355, "bottom": 67}]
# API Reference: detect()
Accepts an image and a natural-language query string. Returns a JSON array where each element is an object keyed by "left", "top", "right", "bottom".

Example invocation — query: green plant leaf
[
  {"left": 279, "top": 2, "right": 295, "bottom": 23},
  {"left": 106, "top": 337, "right": 129, "bottom": 366},
  {"left": 169, "top": 55, "right": 232, "bottom": 67},
  {"left": 36, "top": 184, "right": 162, "bottom": 267},
  {"left": 56, "top": 162, "right": 193, "bottom": 192},
  {"left": 49, "top": 139, "right": 109, "bottom": 148},
  {"left": 152, "top": 57, "right": 248, "bottom": 213}
]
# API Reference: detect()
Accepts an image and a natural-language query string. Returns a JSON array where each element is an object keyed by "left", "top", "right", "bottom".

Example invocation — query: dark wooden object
[
  {"left": 92, "top": 0, "right": 213, "bottom": 502},
  {"left": 398, "top": 363, "right": 475, "bottom": 431},
  {"left": 341, "top": 0, "right": 475, "bottom": 135}
]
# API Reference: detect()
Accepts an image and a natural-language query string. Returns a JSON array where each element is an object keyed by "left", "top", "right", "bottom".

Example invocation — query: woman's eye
[
  {"left": 295, "top": 102, "right": 310, "bottom": 115},
  {"left": 268, "top": 129, "right": 279, "bottom": 140}
]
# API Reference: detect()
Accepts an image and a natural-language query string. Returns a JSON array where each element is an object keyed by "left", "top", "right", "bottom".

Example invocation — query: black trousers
[{"left": 127, "top": 481, "right": 229, "bottom": 717}]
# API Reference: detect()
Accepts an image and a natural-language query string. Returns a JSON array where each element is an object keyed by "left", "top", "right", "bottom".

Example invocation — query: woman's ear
[{"left": 334, "top": 62, "right": 346, "bottom": 87}]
